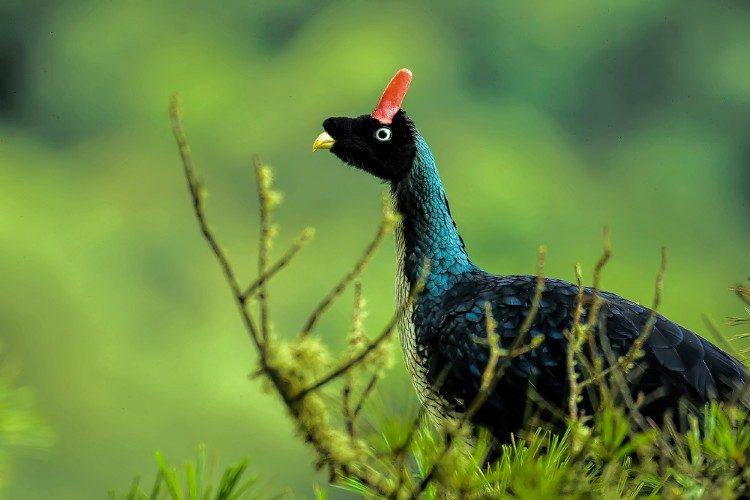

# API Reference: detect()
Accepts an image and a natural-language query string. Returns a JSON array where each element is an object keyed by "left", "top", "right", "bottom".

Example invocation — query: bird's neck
[{"left": 390, "top": 135, "right": 474, "bottom": 294}]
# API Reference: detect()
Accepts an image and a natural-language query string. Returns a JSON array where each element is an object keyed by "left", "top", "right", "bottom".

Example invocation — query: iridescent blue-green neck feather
[{"left": 391, "top": 136, "right": 475, "bottom": 296}]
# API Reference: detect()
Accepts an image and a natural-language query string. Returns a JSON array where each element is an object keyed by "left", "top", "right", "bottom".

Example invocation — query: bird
[{"left": 312, "top": 68, "right": 747, "bottom": 440}]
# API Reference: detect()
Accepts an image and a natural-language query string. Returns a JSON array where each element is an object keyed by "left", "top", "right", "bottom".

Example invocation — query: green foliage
[
  {"left": 116, "top": 446, "right": 260, "bottom": 500},
  {"left": 339, "top": 401, "right": 750, "bottom": 498},
  {"left": 123, "top": 401, "right": 750, "bottom": 498},
  {"left": 0, "top": 348, "right": 51, "bottom": 490}
]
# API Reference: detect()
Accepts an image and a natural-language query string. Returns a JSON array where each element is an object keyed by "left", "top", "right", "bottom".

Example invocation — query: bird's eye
[{"left": 374, "top": 127, "right": 392, "bottom": 142}]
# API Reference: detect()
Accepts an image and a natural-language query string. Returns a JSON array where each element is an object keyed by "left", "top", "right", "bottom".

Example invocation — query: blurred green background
[{"left": 1, "top": 0, "right": 749, "bottom": 497}]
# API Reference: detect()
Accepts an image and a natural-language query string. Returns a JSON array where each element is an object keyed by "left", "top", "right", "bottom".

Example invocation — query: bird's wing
[
  {"left": 428, "top": 275, "right": 747, "bottom": 425},
  {"left": 600, "top": 291, "right": 747, "bottom": 403},
  {"left": 427, "top": 276, "right": 575, "bottom": 427}
]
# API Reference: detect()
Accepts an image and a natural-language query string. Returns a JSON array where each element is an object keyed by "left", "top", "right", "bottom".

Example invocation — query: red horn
[{"left": 371, "top": 68, "right": 413, "bottom": 124}]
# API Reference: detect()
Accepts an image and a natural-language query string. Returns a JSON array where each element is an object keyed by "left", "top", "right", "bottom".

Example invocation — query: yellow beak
[{"left": 312, "top": 132, "right": 335, "bottom": 152}]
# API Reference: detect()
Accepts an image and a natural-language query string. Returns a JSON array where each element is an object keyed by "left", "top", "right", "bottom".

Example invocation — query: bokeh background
[{"left": 1, "top": 0, "right": 749, "bottom": 497}]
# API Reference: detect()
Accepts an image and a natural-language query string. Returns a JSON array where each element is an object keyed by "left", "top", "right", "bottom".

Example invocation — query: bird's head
[{"left": 313, "top": 69, "right": 418, "bottom": 183}]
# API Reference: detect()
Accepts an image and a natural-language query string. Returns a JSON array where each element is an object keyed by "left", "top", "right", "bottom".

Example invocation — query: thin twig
[
  {"left": 579, "top": 246, "right": 668, "bottom": 390},
  {"left": 294, "top": 264, "right": 427, "bottom": 401},
  {"left": 352, "top": 372, "right": 381, "bottom": 419},
  {"left": 255, "top": 157, "right": 271, "bottom": 342},
  {"left": 566, "top": 340, "right": 581, "bottom": 422},
  {"left": 170, "top": 94, "right": 264, "bottom": 352},
  {"left": 343, "top": 283, "right": 365, "bottom": 438},
  {"left": 518, "top": 245, "right": 547, "bottom": 337},
  {"left": 469, "top": 303, "right": 501, "bottom": 413},
  {"left": 573, "top": 263, "right": 585, "bottom": 325},
  {"left": 584, "top": 226, "right": 613, "bottom": 333},
  {"left": 300, "top": 214, "right": 391, "bottom": 337},
  {"left": 242, "top": 228, "right": 314, "bottom": 301},
  {"left": 597, "top": 328, "right": 651, "bottom": 433},
  {"left": 565, "top": 229, "right": 612, "bottom": 425},
  {"left": 342, "top": 383, "right": 356, "bottom": 439}
]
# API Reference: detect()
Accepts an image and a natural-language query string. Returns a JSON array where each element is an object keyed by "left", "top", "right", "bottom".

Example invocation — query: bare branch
[
  {"left": 565, "top": 228, "right": 612, "bottom": 424},
  {"left": 579, "top": 246, "right": 668, "bottom": 390},
  {"left": 518, "top": 245, "right": 547, "bottom": 337},
  {"left": 352, "top": 372, "right": 381, "bottom": 419},
  {"left": 169, "top": 93, "right": 263, "bottom": 352},
  {"left": 242, "top": 227, "right": 314, "bottom": 301},
  {"left": 584, "top": 226, "right": 613, "bottom": 333},
  {"left": 300, "top": 195, "right": 398, "bottom": 337}
]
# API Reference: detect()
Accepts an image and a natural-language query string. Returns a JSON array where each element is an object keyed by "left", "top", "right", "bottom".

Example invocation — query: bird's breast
[{"left": 394, "top": 223, "right": 459, "bottom": 422}]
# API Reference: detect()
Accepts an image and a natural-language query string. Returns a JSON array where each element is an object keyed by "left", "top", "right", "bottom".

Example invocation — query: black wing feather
[{"left": 422, "top": 274, "right": 746, "bottom": 438}]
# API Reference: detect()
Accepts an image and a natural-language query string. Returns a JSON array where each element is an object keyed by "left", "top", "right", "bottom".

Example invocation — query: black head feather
[{"left": 322, "top": 110, "right": 417, "bottom": 183}]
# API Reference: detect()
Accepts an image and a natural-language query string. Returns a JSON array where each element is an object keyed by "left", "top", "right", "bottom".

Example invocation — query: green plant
[
  {"left": 0, "top": 345, "right": 52, "bottom": 490},
  {"left": 114, "top": 446, "right": 259, "bottom": 500}
]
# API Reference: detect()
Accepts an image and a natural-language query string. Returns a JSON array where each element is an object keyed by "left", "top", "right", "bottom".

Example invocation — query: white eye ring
[{"left": 374, "top": 127, "right": 392, "bottom": 142}]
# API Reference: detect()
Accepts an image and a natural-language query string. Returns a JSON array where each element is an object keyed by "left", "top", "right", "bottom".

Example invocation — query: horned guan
[{"left": 313, "top": 68, "right": 747, "bottom": 439}]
